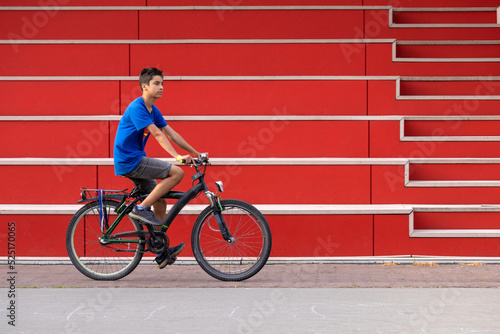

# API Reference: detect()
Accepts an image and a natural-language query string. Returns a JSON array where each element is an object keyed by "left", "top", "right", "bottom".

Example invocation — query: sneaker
[
  {"left": 155, "top": 242, "right": 186, "bottom": 269},
  {"left": 129, "top": 206, "right": 163, "bottom": 226}
]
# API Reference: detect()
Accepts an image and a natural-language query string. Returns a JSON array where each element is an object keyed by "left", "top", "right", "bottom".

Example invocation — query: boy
[{"left": 114, "top": 67, "right": 205, "bottom": 268}]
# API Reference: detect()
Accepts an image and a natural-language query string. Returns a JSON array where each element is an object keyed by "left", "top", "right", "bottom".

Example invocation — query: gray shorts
[{"left": 122, "top": 156, "right": 172, "bottom": 193}]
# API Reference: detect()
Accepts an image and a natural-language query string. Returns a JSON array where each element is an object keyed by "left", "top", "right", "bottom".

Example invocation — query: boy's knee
[{"left": 170, "top": 166, "right": 184, "bottom": 182}]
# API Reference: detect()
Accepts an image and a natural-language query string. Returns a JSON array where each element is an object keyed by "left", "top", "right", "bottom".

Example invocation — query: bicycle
[{"left": 65, "top": 155, "right": 272, "bottom": 281}]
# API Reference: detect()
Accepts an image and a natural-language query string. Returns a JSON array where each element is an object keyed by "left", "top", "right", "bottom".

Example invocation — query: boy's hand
[{"left": 176, "top": 155, "right": 192, "bottom": 164}]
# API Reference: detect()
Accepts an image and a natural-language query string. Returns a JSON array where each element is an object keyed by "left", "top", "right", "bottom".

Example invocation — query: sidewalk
[{"left": 15, "top": 263, "right": 500, "bottom": 288}]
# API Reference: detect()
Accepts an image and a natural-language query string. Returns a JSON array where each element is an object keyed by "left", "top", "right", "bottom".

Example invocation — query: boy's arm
[
  {"left": 161, "top": 125, "right": 201, "bottom": 158},
  {"left": 146, "top": 124, "right": 181, "bottom": 159}
]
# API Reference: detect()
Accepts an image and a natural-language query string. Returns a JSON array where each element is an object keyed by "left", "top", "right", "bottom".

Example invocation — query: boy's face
[{"left": 143, "top": 75, "right": 164, "bottom": 99}]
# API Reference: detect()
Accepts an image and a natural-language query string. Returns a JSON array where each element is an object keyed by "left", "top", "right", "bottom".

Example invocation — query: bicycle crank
[{"left": 146, "top": 231, "right": 169, "bottom": 254}]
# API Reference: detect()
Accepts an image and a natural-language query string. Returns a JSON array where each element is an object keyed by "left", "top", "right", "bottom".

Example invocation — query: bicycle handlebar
[
  {"left": 193, "top": 153, "right": 209, "bottom": 166},
  {"left": 179, "top": 153, "right": 209, "bottom": 166}
]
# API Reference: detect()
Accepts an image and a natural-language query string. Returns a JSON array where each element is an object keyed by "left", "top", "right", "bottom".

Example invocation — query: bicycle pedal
[{"left": 154, "top": 255, "right": 177, "bottom": 269}]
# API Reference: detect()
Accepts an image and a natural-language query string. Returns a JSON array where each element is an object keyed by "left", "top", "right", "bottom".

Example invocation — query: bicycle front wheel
[
  {"left": 66, "top": 200, "right": 145, "bottom": 280},
  {"left": 191, "top": 199, "right": 272, "bottom": 281}
]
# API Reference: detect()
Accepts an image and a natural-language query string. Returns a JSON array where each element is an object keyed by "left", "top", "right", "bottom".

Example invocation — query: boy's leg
[
  {"left": 152, "top": 198, "right": 167, "bottom": 222},
  {"left": 124, "top": 157, "right": 183, "bottom": 225},
  {"left": 126, "top": 179, "right": 167, "bottom": 222},
  {"left": 145, "top": 167, "right": 185, "bottom": 268},
  {"left": 122, "top": 157, "right": 186, "bottom": 266},
  {"left": 141, "top": 166, "right": 184, "bottom": 208}
]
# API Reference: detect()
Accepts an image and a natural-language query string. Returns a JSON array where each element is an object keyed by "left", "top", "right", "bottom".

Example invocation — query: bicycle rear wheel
[
  {"left": 66, "top": 200, "right": 145, "bottom": 280},
  {"left": 191, "top": 199, "right": 272, "bottom": 281}
]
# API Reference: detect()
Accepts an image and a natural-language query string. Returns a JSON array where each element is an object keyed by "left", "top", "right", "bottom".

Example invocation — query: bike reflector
[{"left": 98, "top": 189, "right": 108, "bottom": 233}]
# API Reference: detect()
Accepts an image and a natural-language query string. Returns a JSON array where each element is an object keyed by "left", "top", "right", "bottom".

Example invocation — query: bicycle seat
[{"left": 129, "top": 186, "right": 144, "bottom": 198}]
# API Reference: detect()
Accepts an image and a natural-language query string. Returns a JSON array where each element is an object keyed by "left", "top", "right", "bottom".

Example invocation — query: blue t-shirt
[{"left": 113, "top": 97, "right": 168, "bottom": 175}]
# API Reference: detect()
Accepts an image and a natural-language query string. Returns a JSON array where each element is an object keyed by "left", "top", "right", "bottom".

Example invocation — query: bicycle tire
[
  {"left": 191, "top": 199, "right": 272, "bottom": 281},
  {"left": 66, "top": 200, "right": 145, "bottom": 280}
]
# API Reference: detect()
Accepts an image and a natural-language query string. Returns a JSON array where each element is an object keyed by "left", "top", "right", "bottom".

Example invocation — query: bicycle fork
[{"left": 205, "top": 190, "right": 235, "bottom": 244}]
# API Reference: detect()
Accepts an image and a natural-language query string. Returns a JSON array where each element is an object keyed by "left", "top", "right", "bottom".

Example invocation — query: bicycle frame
[{"left": 94, "top": 159, "right": 232, "bottom": 248}]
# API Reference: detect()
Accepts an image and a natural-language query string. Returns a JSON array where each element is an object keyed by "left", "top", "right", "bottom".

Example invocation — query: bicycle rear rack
[{"left": 78, "top": 188, "right": 129, "bottom": 203}]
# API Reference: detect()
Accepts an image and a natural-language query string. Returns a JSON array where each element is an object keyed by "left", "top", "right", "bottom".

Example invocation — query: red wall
[{"left": 2, "top": 4, "right": 500, "bottom": 258}]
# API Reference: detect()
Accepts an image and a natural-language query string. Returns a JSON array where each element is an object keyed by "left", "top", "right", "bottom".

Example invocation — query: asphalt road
[
  {"left": 2, "top": 264, "right": 500, "bottom": 333},
  {"left": 2, "top": 288, "right": 500, "bottom": 333}
]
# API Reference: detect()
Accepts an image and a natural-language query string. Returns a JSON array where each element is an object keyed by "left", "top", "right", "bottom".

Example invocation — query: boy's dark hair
[{"left": 139, "top": 67, "right": 163, "bottom": 92}]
